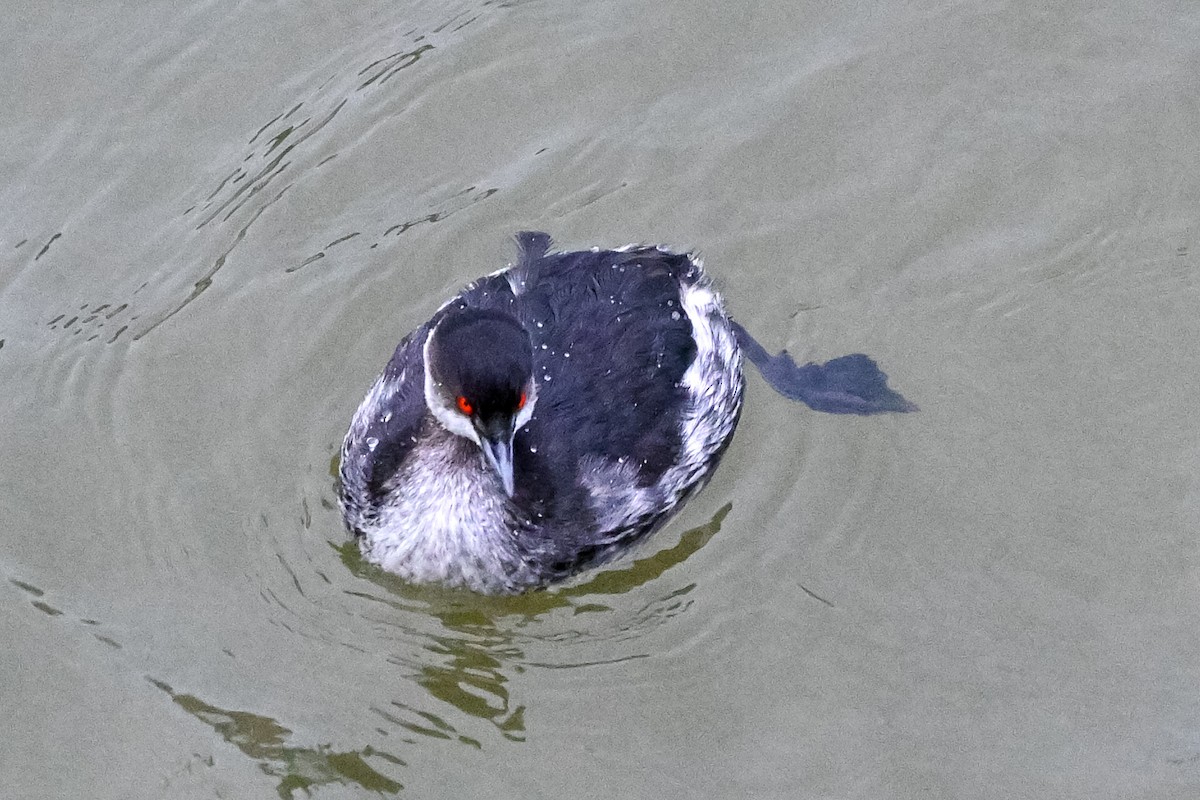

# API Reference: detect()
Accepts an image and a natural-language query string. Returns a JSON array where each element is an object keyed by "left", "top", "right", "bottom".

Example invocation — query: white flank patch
[
  {"left": 579, "top": 253, "right": 744, "bottom": 529},
  {"left": 579, "top": 455, "right": 663, "bottom": 535},
  {"left": 346, "top": 372, "right": 397, "bottom": 447},
  {"left": 660, "top": 260, "right": 744, "bottom": 498}
]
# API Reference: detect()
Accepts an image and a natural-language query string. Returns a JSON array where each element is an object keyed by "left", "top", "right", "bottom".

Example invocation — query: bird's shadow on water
[{"left": 339, "top": 502, "right": 732, "bottom": 743}]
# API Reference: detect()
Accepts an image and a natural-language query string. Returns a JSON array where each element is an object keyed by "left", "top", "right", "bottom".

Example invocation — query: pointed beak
[{"left": 476, "top": 417, "right": 516, "bottom": 497}]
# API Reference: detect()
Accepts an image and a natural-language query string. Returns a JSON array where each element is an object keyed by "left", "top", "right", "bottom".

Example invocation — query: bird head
[{"left": 423, "top": 307, "right": 537, "bottom": 496}]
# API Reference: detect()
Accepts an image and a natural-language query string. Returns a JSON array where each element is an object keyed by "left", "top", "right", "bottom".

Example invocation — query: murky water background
[{"left": 3, "top": 0, "right": 1200, "bottom": 797}]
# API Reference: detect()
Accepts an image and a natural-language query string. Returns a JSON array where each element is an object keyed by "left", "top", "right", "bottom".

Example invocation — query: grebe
[{"left": 338, "top": 232, "right": 913, "bottom": 593}]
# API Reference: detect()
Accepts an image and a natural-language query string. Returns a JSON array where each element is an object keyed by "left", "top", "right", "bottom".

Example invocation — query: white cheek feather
[{"left": 423, "top": 327, "right": 481, "bottom": 444}]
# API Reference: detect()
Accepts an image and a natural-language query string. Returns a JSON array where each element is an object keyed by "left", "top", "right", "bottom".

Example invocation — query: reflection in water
[
  {"left": 8, "top": 575, "right": 406, "bottom": 797},
  {"left": 339, "top": 503, "right": 730, "bottom": 744},
  {"left": 371, "top": 701, "right": 487, "bottom": 749},
  {"left": 404, "top": 634, "right": 527, "bottom": 742},
  {"left": 148, "top": 678, "right": 405, "bottom": 798}
]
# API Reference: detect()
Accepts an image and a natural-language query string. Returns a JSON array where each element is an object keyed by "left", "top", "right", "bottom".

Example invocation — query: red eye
[
  {"left": 456, "top": 396, "right": 473, "bottom": 416},
  {"left": 516, "top": 391, "right": 526, "bottom": 411}
]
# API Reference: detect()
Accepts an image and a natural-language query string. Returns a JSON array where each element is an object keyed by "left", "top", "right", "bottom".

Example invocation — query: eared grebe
[{"left": 339, "top": 232, "right": 913, "bottom": 594}]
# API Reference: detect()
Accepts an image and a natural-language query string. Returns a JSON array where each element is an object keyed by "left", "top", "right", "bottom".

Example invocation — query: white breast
[{"left": 358, "top": 424, "right": 537, "bottom": 593}]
